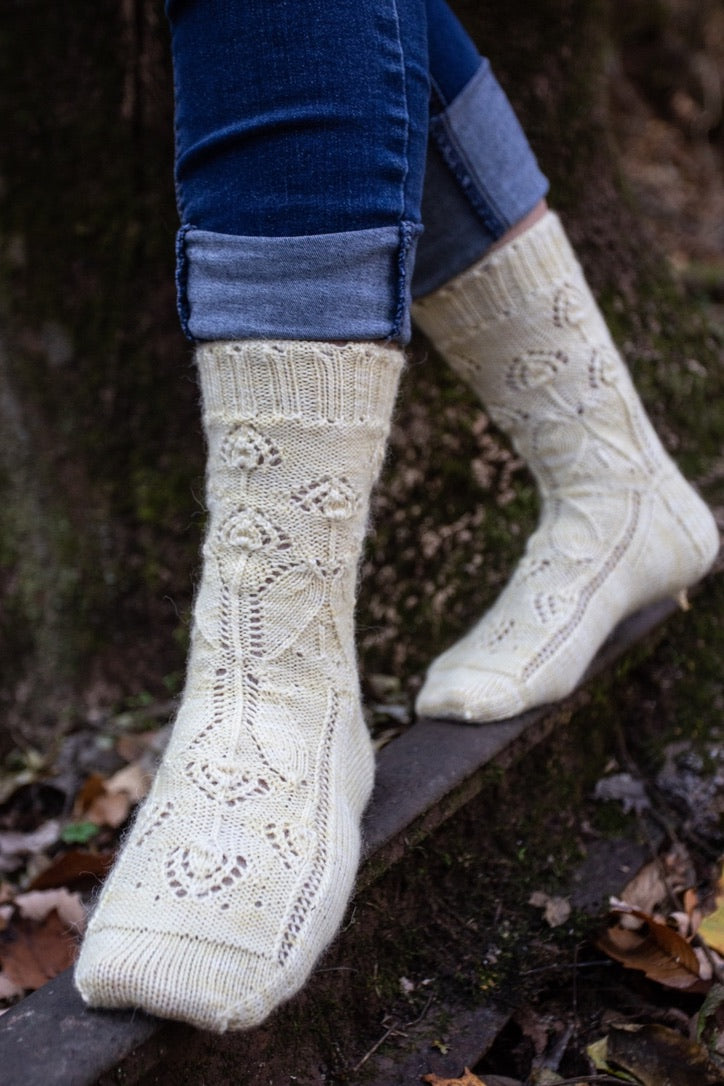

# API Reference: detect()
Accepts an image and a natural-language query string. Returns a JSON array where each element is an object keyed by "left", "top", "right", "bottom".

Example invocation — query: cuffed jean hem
[
  {"left": 176, "top": 222, "right": 423, "bottom": 345},
  {"left": 412, "top": 58, "right": 550, "bottom": 298}
]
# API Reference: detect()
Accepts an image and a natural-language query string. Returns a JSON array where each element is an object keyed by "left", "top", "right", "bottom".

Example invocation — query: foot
[
  {"left": 413, "top": 212, "right": 719, "bottom": 723},
  {"left": 74, "top": 340, "right": 402, "bottom": 1030}
]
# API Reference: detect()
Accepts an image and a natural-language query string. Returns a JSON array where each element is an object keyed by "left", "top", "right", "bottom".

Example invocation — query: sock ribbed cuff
[
  {"left": 413, "top": 211, "right": 583, "bottom": 341},
  {"left": 196, "top": 340, "right": 404, "bottom": 428}
]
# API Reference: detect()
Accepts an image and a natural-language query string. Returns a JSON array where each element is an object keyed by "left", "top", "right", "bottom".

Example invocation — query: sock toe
[
  {"left": 76, "top": 928, "right": 279, "bottom": 1031},
  {"left": 416, "top": 666, "right": 527, "bottom": 722}
]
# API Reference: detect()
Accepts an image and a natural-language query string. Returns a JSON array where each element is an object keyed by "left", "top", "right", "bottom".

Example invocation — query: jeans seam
[
  {"left": 389, "top": 0, "right": 410, "bottom": 223},
  {"left": 429, "top": 113, "right": 507, "bottom": 238},
  {"left": 393, "top": 220, "right": 419, "bottom": 340},
  {"left": 176, "top": 224, "right": 195, "bottom": 340}
]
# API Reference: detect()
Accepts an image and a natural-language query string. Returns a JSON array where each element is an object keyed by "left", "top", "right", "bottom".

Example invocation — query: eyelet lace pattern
[
  {"left": 413, "top": 212, "right": 718, "bottom": 722},
  {"left": 75, "top": 341, "right": 403, "bottom": 1031}
]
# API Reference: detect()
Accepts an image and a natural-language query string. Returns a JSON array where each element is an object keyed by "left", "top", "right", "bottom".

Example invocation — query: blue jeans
[{"left": 167, "top": 0, "right": 548, "bottom": 344}]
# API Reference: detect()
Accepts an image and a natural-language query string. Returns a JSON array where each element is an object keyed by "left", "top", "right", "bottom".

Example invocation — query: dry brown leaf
[
  {"left": 104, "top": 761, "right": 152, "bottom": 803},
  {"left": 618, "top": 847, "right": 696, "bottom": 918},
  {"left": 597, "top": 904, "right": 704, "bottom": 990},
  {"left": 421, "top": 1071, "right": 487, "bottom": 1086},
  {"left": 73, "top": 764, "right": 149, "bottom": 829},
  {"left": 85, "top": 790, "right": 132, "bottom": 828},
  {"left": 29, "top": 848, "right": 114, "bottom": 892},
  {"left": 0, "top": 909, "right": 79, "bottom": 991},
  {"left": 74, "top": 773, "right": 129, "bottom": 828},
  {"left": 619, "top": 859, "right": 670, "bottom": 914},
  {"left": 72, "top": 773, "right": 106, "bottom": 814}
]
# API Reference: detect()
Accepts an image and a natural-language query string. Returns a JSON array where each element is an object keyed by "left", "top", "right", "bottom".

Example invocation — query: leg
[
  {"left": 412, "top": 5, "right": 719, "bottom": 722},
  {"left": 75, "top": 0, "right": 428, "bottom": 1031},
  {"left": 412, "top": 0, "right": 549, "bottom": 297}
]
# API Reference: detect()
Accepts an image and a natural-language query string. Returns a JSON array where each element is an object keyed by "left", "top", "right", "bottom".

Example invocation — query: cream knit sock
[
  {"left": 413, "top": 211, "right": 719, "bottom": 723},
  {"left": 75, "top": 340, "right": 402, "bottom": 1031}
]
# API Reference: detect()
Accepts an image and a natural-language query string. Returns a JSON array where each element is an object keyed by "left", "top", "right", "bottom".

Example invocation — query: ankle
[{"left": 489, "top": 198, "right": 549, "bottom": 254}]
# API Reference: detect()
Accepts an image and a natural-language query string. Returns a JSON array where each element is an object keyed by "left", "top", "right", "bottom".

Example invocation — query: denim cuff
[
  {"left": 412, "top": 59, "right": 549, "bottom": 298},
  {"left": 176, "top": 222, "right": 423, "bottom": 345}
]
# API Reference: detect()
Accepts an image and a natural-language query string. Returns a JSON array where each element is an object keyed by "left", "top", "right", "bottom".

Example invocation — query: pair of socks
[{"left": 75, "top": 212, "right": 718, "bottom": 1031}]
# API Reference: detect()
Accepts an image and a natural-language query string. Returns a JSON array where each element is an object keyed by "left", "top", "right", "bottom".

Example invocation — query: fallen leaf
[
  {"left": 72, "top": 773, "right": 128, "bottom": 828},
  {"left": 693, "top": 945, "right": 715, "bottom": 982},
  {"left": 421, "top": 1072, "right": 486, "bottom": 1086},
  {"left": 72, "top": 773, "right": 106, "bottom": 814},
  {"left": 103, "top": 762, "right": 152, "bottom": 804},
  {"left": 698, "top": 863, "right": 724, "bottom": 955},
  {"left": 697, "top": 983, "right": 724, "bottom": 1042},
  {"left": 593, "top": 773, "right": 649, "bottom": 814},
  {"left": 85, "top": 790, "right": 132, "bottom": 828},
  {"left": 618, "top": 860, "right": 669, "bottom": 915},
  {"left": 72, "top": 763, "right": 149, "bottom": 829},
  {"left": 597, "top": 903, "right": 704, "bottom": 990},
  {"left": 0, "top": 909, "right": 79, "bottom": 991},
  {"left": 529, "top": 891, "right": 571, "bottom": 928},
  {"left": 0, "top": 780, "right": 64, "bottom": 829},
  {"left": 14, "top": 889, "right": 86, "bottom": 930},
  {"left": 586, "top": 1036, "right": 640, "bottom": 1082},
  {"left": 513, "top": 1006, "right": 551, "bottom": 1059},
  {"left": 29, "top": 849, "right": 114, "bottom": 892},
  {"left": 0, "top": 821, "right": 61, "bottom": 873},
  {"left": 0, "top": 971, "right": 24, "bottom": 1001},
  {"left": 606, "top": 1023, "right": 721, "bottom": 1086}
]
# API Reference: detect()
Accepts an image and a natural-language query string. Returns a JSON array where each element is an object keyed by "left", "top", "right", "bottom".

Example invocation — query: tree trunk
[{"left": 1, "top": 0, "right": 722, "bottom": 753}]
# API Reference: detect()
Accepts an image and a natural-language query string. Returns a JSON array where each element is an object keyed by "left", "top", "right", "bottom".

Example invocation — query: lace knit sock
[
  {"left": 75, "top": 340, "right": 403, "bottom": 1031},
  {"left": 413, "top": 211, "right": 719, "bottom": 723}
]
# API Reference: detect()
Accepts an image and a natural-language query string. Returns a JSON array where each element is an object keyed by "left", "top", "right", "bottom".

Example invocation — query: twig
[
  {"left": 405, "top": 993, "right": 435, "bottom": 1028},
  {"left": 519, "top": 960, "right": 609, "bottom": 976},
  {"left": 571, "top": 944, "right": 580, "bottom": 1028},
  {"left": 351, "top": 1020, "right": 400, "bottom": 1072},
  {"left": 351, "top": 993, "right": 434, "bottom": 1072}
]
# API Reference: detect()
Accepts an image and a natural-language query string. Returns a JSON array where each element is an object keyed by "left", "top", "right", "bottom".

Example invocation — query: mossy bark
[
  {"left": 0, "top": 1, "right": 196, "bottom": 751},
  {"left": 0, "top": 1, "right": 721, "bottom": 751}
]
